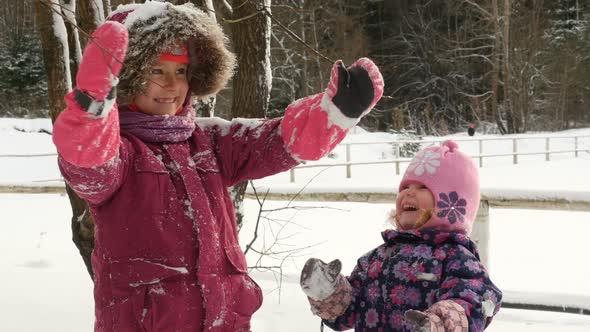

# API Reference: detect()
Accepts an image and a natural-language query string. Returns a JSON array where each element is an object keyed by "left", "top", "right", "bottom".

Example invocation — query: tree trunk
[
  {"left": 230, "top": 0, "right": 271, "bottom": 118},
  {"left": 503, "top": 0, "right": 515, "bottom": 133},
  {"left": 77, "top": 0, "right": 104, "bottom": 48},
  {"left": 491, "top": 0, "right": 507, "bottom": 134},
  {"left": 36, "top": 0, "right": 95, "bottom": 278},
  {"left": 191, "top": 0, "right": 217, "bottom": 117},
  {"left": 61, "top": 0, "right": 81, "bottom": 82},
  {"left": 229, "top": 0, "right": 271, "bottom": 228}
]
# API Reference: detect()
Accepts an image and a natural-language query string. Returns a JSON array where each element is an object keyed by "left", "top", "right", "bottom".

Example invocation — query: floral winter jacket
[{"left": 324, "top": 229, "right": 502, "bottom": 332}]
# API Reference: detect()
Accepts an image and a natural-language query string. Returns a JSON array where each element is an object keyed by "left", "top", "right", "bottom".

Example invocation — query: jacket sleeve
[
  {"left": 53, "top": 91, "right": 129, "bottom": 205},
  {"left": 321, "top": 255, "right": 371, "bottom": 331},
  {"left": 281, "top": 58, "right": 383, "bottom": 161},
  {"left": 435, "top": 245, "right": 502, "bottom": 332},
  {"left": 196, "top": 117, "right": 299, "bottom": 188}
]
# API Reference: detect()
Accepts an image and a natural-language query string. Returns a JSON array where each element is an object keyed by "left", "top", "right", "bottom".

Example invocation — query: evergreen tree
[
  {"left": 538, "top": 0, "right": 590, "bottom": 129},
  {"left": 0, "top": 0, "right": 48, "bottom": 117},
  {"left": 0, "top": 32, "right": 47, "bottom": 96}
]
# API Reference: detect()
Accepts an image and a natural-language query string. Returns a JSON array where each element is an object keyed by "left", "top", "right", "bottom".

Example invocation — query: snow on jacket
[
  {"left": 52, "top": 2, "right": 384, "bottom": 331},
  {"left": 53, "top": 86, "right": 374, "bottom": 331},
  {"left": 323, "top": 229, "right": 502, "bottom": 332}
]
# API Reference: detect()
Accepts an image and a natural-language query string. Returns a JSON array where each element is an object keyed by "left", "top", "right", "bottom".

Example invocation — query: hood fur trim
[{"left": 109, "top": 2, "right": 235, "bottom": 99}]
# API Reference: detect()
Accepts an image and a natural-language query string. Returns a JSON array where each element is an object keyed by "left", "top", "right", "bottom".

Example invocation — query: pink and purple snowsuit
[{"left": 322, "top": 229, "right": 502, "bottom": 332}]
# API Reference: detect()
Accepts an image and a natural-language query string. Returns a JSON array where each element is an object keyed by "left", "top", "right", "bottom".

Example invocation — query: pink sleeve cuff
[
  {"left": 280, "top": 93, "right": 348, "bottom": 161},
  {"left": 52, "top": 91, "right": 120, "bottom": 167}
]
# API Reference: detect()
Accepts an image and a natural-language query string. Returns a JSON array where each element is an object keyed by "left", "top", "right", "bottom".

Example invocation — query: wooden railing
[
  {"left": 1, "top": 134, "right": 589, "bottom": 186},
  {"left": 289, "top": 134, "right": 590, "bottom": 182}
]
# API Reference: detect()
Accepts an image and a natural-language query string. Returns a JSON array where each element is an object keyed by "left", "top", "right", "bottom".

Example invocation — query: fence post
[
  {"left": 290, "top": 168, "right": 295, "bottom": 183},
  {"left": 471, "top": 200, "right": 490, "bottom": 268},
  {"left": 575, "top": 136, "right": 579, "bottom": 158},
  {"left": 346, "top": 144, "right": 351, "bottom": 179},
  {"left": 513, "top": 139, "right": 518, "bottom": 164},
  {"left": 479, "top": 139, "right": 483, "bottom": 168},
  {"left": 394, "top": 143, "right": 401, "bottom": 175},
  {"left": 545, "top": 137, "right": 550, "bottom": 161}
]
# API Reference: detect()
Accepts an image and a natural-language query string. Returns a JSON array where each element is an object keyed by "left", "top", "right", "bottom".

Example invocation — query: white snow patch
[
  {"left": 196, "top": 117, "right": 232, "bottom": 136},
  {"left": 50, "top": 0, "right": 72, "bottom": 92},
  {"left": 300, "top": 260, "right": 338, "bottom": 301},
  {"left": 112, "top": 2, "right": 168, "bottom": 29},
  {"left": 127, "top": 258, "right": 188, "bottom": 274}
]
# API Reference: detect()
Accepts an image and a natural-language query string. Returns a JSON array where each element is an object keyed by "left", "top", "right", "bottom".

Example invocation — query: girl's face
[
  {"left": 396, "top": 182, "right": 435, "bottom": 230},
  {"left": 133, "top": 60, "right": 189, "bottom": 116}
]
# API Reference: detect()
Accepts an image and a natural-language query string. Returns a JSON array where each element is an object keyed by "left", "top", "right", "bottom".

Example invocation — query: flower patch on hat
[
  {"left": 436, "top": 191, "right": 467, "bottom": 224},
  {"left": 407, "top": 149, "right": 441, "bottom": 176}
]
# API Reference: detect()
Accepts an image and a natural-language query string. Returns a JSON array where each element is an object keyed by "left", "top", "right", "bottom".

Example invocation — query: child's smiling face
[
  {"left": 396, "top": 182, "right": 435, "bottom": 230},
  {"left": 133, "top": 59, "right": 189, "bottom": 116}
]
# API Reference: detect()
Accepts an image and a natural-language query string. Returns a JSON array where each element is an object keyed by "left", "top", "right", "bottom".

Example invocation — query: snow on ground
[
  {"left": 1, "top": 119, "right": 590, "bottom": 330},
  {"left": 2, "top": 194, "right": 590, "bottom": 331}
]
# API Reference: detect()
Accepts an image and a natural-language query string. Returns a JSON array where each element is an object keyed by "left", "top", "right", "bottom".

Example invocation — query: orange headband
[{"left": 160, "top": 45, "right": 189, "bottom": 64}]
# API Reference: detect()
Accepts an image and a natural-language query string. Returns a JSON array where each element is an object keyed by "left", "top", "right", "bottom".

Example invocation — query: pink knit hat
[{"left": 397, "top": 140, "right": 480, "bottom": 235}]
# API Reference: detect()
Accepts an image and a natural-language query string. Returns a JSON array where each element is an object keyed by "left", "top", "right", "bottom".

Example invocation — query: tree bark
[
  {"left": 77, "top": 0, "right": 104, "bottom": 48},
  {"left": 191, "top": 0, "right": 217, "bottom": 117},
  {"left": 36, "top": 0, "right": 95, "bottom": 278},
  {"left": 491, "top": 0, "right": 507, "bottom": 134},
  {"left": 229, "top": 0, "right": 271, "bottom": 228},
  {"left": 61, "top": 0, "right": 81, "bottom": 82},
  {"left": 230, "top": 0, "right": 271, "bottom": 118},
  {"left": 503, "top": 0, "right": 515, "bottom": 133}
]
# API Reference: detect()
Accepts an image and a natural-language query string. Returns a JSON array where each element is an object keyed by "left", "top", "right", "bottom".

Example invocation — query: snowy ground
[
  {"left": 1, "top": 118, "right": 590, "bottom": 331},
  {"left": 2, "top": 194, "right": 590, "bottom": 331}
]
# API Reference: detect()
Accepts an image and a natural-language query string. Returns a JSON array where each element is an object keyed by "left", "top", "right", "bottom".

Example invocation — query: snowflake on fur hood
[{"left": 108, "top": 1, "right": 236, "bottom": 100}]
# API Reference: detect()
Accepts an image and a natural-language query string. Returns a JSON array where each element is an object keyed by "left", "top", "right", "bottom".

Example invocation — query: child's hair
[
  {"left": 107, "top": 2, "right": 236, "bottom": 99},
  {"left": 396, "top": 140, "right": 480, "bottom": 235}
]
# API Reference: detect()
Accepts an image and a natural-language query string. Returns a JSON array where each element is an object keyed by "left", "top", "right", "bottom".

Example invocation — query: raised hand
[
  {"left": 300, "top": 258, "right": 352, "bottom": 320},
  {"left": 326, "top": 58, "right": 384, "bottom": 120},
  {"left": 300, "top": 258, "right": 343, "bottom": 300},
  {"left": 75, "top": 21, "right": 128, "bottom": 117}
]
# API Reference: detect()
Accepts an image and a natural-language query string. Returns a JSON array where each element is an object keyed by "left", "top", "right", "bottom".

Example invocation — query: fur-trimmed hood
[{"left": 108, "top": 1, "right": 235, "bottom": 99}]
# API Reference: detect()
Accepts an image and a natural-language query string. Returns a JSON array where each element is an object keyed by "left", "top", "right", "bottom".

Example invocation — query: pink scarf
[{"left": 118, "top": 105, "right": 196, "bottom": 143}]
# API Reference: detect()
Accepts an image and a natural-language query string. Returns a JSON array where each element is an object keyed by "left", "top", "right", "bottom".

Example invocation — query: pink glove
[
  {"left": 405, "top": 300, "right": 468, "bottom": 332},
  {"left": 74, "top": 21, "right": 128, "bottom": 117},
  {"left": 300, "top": 258, "right": 352, "bottom": 320}
]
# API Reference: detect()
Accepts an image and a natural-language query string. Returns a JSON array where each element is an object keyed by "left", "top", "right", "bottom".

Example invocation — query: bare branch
[{"left": 462, "top": 0, "right": 491, "bottom": 17}]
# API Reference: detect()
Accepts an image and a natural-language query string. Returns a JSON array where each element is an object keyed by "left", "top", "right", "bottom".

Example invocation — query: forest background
[
  {"left": 2, "top": 0, "right": 590, "bottom": 136},
  {"left": 2, "top": 0, "right": 590, "bottom": 285}
]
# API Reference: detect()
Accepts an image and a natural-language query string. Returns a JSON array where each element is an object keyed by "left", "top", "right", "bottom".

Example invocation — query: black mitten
[{"left": 332, "top": 63, "right": 375, "bottom": 118}]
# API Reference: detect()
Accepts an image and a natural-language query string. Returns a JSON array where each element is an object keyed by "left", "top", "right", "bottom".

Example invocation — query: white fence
[
  {"left": 1, "top": 134, "right": 589, "bottom": 185},
  {"left": 289, "top": 134, "right": 590, "bottom": 182}
]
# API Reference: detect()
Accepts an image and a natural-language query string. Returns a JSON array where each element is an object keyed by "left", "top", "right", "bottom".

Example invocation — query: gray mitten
[
  {"left": 300, "top": 258, "right": 352, "bottom": 320},
  {"left": 300, "top": 258, "right": 342, "bottom": 300}
]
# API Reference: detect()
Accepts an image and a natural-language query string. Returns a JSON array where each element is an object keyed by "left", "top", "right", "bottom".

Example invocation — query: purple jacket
[{"left": 324, "top": 229, "right": 502, "bottom": 332}]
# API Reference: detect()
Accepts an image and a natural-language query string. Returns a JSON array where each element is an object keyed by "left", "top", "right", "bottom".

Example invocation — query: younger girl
[
  {"left": 52, "top": 2, "right": 383, "bottom": 331},
  {"left": 301, "top": 140, "right": 502, "bottom": 332}
]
